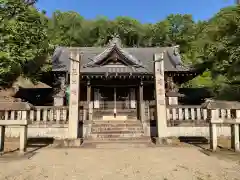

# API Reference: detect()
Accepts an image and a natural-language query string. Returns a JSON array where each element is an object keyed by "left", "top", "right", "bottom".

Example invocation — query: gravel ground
[{"left": 0, "top": 147, "right": 240, "bottom": 180}]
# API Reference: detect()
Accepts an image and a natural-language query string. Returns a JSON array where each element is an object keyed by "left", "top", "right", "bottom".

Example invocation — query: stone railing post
[
  {"left": 231, "top": 110, "right": 240, "bottom": 152},
  {"left": 68, "top": 50, "right": 81, "bottom": 139},
  {"left": 209, "top": 109, "right": 219, "bottom": 151},
  {"left": 19, "top": 111, "right": 28, "bottom": 154},
  {"left": 154, "top": 52, "right": 167, "bottom": 140}
]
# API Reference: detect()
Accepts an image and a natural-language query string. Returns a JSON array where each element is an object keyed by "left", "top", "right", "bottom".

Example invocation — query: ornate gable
[{"left": 83, "top": 37, "right": 143, "bottom": 68}]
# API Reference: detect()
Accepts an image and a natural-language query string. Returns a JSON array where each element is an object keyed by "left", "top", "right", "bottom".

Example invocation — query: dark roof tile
[{"left": 52, "top": 46, "right": 192, "bottom": 74}]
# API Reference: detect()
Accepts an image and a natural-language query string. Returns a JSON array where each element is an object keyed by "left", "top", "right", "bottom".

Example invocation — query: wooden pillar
[
  {"left": 68, "top": 51, "right": 80, "bottom": 139},
  {"left": 0, "top": 126, "right": 5, "bottom": 152},
  {"left": 154, "top": 53, "right": 167, "bottom": 139},
  {"left": 87, "top": 81, "right": 92, "bottom": 121},
  {"left": 139, "top": 82, "right": 144, "bottom": 122},
  {"left": 210, "top": 109, "right": 218, "bottom": 151}
]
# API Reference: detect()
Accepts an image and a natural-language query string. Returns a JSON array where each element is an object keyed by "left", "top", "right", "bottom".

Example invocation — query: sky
[{"left": 37, "top": 0, "right": 235, "bottom": 23}]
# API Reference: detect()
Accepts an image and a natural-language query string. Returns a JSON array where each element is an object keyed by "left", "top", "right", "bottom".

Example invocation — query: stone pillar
[
  {"left": 139, "top": 82, "right": 144, "bottom": 122},
  {"left": 19, "top": 126, "right": 28, "bottom": 154},
  {"left": 68, "top": 51, "right": 80, "bottom": 139},
  {"left": 231, "top": 124, "right": 239, "bottom": 152},
  {"left": 87, "top": 81, "right": 92, "bottom": 121},
  {"left": 154, "top": 53, "right": 168, "bottom": 139},
  {"left": 209, "top": 109, "right": 218, "bottom": 151},
  {"left": 19, "top": 111, "right": 27, "bottom": 154},
  {"left": 0, "top": 126, "right": 5, "bottom": 152},
  {"left": 114, "top": 87, "right": 117, "bottom": 116},
  {"left": 231, "top": 109, "right": 240, "bottom": 152}
]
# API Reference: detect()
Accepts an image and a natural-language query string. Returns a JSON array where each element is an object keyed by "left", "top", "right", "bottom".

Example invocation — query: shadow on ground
[
  {"left": 1, "top": 138, "right": 55, "bottom": 159},
  {"left": 26, "top": 137, "right": 55, "bottom": 156},
  {"left": 178, "top": 136, "right": 209, "bottom": 149},
  {"left": 178, "top": 136, "right": 240, "bottom": 163}
]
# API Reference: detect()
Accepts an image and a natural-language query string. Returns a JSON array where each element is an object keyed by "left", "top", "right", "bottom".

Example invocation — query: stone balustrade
[
  {"left": 0, "top": 116, "right": 28, "bottom": 154},
  {"left": 0, "top": 106, "right": 89, "bottom": 126},
  {"left": 209, "top": 109, "right": 240, "bottom": 152},
  {"left": 1, "top": 107, "right": 68, "bottom": 125},
  {"left": 33, "top": 106, "right": 69, "bottom": 124},
  {"left": 167, "top": 106, "right": 208, "bottom": 121},
  {"left": 167, "top": 106, "right": 234, "bottom": 126}
]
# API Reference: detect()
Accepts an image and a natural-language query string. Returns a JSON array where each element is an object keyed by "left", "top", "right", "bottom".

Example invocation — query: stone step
[
  {"left": 91, "top": 127, "right": 143, "bottom": 132},
  {"left": 91, "top": 130, "right": 144, "bottom": 134},
  {"left": 92, "top": 120, "right": 141, "bottom": 124},
  {"left": 81, "top": 142, "right": 153, "bottom": 149},
  {"left": 91, "top": 131, "right": 144, "bottom": 134},
  {"left": 92, "top": 124, "right": 143, "bottom": 128},
  {"left": 90, "top": 133, "right": 144, "bottom": 138},
  {"left": 86, "top": 136, "right": 151, "bottom": 142}
]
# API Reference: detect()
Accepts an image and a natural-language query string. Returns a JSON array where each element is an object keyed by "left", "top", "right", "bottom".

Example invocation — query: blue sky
[{"left": 37, "top": 0, "right": 235, "bottom": 23}]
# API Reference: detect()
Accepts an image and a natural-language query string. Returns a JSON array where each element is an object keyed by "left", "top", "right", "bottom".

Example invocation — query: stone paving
[{"left": 0, "top": 147, "right": 240, "bottom": 180}]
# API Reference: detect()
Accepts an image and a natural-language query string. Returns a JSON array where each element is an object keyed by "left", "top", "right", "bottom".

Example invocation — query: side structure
[{"left": 154, "top": 53, "right": 168, "bottom": 139}]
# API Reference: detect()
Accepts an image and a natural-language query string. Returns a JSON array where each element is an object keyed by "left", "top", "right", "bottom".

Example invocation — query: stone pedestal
[
  {"left": 54, "top": 94, "right": 64, "bottom": 106},
  {"left": 154, "top": 53, "right": 168, "bottom": 140},
  {"left": 167, "top": 96, "right": 178, "bottom": 105}
]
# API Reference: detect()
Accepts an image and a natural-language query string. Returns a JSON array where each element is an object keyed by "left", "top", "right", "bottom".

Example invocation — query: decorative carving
[
  {"left": 109, "top": 34, "right": 122, "bottom": 47},
  {"left": 173, "top": 45, "right": 180, "bottom": 56},
  {"left": 167, "top": 76, "right": 179, "bottom": 92}
]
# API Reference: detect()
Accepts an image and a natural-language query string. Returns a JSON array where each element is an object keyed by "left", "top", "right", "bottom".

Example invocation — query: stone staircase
[{"left": 82, "top": 120, "right": 153, "bottom": 148}]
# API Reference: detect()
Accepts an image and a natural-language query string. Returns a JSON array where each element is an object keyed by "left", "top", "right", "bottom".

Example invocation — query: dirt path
[{"left": 0, "top": 147, "right": 240, "bottom": 180}]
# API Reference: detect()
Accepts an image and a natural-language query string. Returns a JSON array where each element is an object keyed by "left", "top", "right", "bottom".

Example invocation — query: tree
[
  {"left": 0, "top": 0, "right": 49, "bottom": 86},
  {"left": 187, "top": 5, "right": 240, "bottom": 100},
  {"left": 48, "top": 11, "right": 84, "bottom": 46}
]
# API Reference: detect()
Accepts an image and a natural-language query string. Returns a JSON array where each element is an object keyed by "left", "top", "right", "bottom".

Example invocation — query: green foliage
[
  {"left": 1, "top": 1, "right": 240, "bottom": 100},
  {"left": 0, "top": 0, "right": 49, "bottom": 86}
]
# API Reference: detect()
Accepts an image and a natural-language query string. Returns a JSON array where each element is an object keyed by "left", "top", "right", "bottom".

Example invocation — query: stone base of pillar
[
  {"left": 53, "top": 139, "right": 83, "bottom": 147},
  {"left": 155, "top": 137, "right": 174, "bottom": 145}
]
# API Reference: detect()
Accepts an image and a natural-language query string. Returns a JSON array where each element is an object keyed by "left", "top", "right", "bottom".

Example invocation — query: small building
[{"left": 52, "top": 37, "right": 198, "bottom": 120}]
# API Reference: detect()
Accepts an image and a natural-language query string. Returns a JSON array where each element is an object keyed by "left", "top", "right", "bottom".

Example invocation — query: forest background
[{"left": 1, "top": 0, "right": 240, "bottom": 100}]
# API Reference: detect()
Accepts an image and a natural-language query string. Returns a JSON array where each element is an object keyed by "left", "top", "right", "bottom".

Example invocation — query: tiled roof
[{"left": 52, "top": 44, "right": 193, "bottom": 74}]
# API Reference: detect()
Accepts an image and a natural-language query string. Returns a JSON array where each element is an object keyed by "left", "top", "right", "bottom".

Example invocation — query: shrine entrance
[{"left": 92, "top": 85, "right": 137, "bottom": 120}]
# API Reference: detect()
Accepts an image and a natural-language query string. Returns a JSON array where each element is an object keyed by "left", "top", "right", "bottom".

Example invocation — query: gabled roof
[
  {"left": 52, "top": 38, "right": 194, "bottom": 74},
  {"left": 85, "top": 37, "right": 143, "bottom": 68}
]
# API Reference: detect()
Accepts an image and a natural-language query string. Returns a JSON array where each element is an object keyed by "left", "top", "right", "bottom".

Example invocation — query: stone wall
[
  {"left": 4, "top": 125, "right": 231, "bottom": 139},
  {"left": 5, "top": 125, "right": 89, "bottom": 139},
  {"left": 148, "top": 126, "right": 231, "bottom": 137}
]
